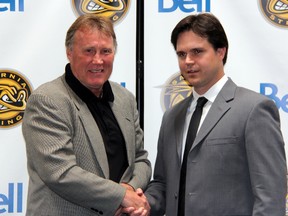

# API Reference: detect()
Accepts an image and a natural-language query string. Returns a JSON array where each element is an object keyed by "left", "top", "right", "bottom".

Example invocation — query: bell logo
[
  {"left": 260, "top": 83, "right": 288, "bottom": 113},
  {"left": 0, "top": 0, "right": 24, "bottom": 12},
  {"left": 0, "top": 183, "right": 23, "bottom": 213},
  {"left": 158, "top": 0, "right": 211, "bottom": 13}
]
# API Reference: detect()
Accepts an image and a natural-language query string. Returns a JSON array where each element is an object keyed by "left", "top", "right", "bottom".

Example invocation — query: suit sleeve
[
  {"left": 245, "top": 99, "right": 287, "bottom": 215},
  {"left": 124, "top": 95, "right": 152, "bottom": 190},
  {"left": 145, "top": 113, "right": 168, "bottom": 216}
]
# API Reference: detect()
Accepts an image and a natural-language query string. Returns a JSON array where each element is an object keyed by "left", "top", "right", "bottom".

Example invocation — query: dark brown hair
[{"left": 171, "top": 13, "right": 229, "bottom": 65}]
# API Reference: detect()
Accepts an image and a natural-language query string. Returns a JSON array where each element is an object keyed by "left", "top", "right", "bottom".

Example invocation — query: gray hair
[{"left": 65, "top": 14, "right": 117, "bottom": 51}]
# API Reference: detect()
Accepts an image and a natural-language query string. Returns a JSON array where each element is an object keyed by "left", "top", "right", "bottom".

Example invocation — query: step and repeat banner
[
  {"left": 1, "top": 0, "right": 288, "bottom": 214},
  {"left": 0, "top": 0, "right": 136, "bottom": 214},
  {"left": 144, "top": 0, "right": 288, "bottom": 212}
]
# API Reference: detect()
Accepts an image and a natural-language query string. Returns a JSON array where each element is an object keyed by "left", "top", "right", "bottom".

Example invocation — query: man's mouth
[
  {"left": 187, "top": 69, "right": 198, "bottom": 73},
  {"left": 89, "top": 69, "right": 103, "bottom": 73}
]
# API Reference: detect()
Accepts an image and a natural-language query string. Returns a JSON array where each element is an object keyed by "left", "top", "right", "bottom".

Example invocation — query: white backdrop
[
  {"left": 0, "top": 0, "right": 136, "bottom": 214},
  {"left": 144, "top": 0, "right": 288, "bottom": 211},
  {"left": 1, "top": 0, "right": 287, "bottom": 214}
]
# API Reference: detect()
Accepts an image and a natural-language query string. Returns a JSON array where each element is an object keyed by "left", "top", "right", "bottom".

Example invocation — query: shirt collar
[
  {"left": 65, "top": 63, "right": 114, "bottom": 103},
  {"left": 194, "top": 75, "right": 228, "bottom": 103}
]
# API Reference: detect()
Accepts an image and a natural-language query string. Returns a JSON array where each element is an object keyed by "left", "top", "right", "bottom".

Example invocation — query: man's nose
[
  {"left": 185, "top": 54, "right": 195, "bottom": 65},
  {"left": 92, "top": 53, "right": 103, "bottom": 64}
]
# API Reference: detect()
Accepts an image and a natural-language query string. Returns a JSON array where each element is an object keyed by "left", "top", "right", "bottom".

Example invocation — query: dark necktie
[{"left": 178, "top": 97, "right": 208, "bottom": 216}]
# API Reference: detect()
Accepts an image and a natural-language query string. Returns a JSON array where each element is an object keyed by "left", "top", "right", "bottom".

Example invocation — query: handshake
[{"left": 115, "top": 183, "right": 150, "bottom": 216}]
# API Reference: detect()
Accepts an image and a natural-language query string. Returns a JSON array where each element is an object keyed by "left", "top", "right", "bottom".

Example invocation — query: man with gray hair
[{"left": 23, "top": 14, "right": 151, "bottom": 216}]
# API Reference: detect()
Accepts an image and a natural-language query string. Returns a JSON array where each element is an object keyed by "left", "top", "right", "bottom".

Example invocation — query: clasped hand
[{"left": 115, "top": 183, "right": 150, "bottom": 216}]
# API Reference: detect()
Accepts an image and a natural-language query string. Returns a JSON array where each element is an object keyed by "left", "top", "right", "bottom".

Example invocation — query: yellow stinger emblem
[
  {"left": 268, "top": 0, "right": 288, "bottom": 19},
  {"left": 72, "top": 0, "right": 130, "bottom": 23},
  {"left": 0, "top": 69, "right": 32, "bottom": 128},
  {"left": 260, "top": 0, "right": 288, "bottom": 27},
  {"left": 159, "top": 73, "right": 192, "bottom": 112}
]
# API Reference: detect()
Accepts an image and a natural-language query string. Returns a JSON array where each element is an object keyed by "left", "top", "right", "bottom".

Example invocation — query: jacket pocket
[{"left": 206, "top": 136, "right": 238, "bottom": 146}]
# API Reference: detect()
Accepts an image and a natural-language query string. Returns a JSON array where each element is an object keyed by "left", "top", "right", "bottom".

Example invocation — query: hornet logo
[
  {"left": 159, "top": 73, "right": 192, "bottom": 112},
  {"left": 72, "top": 0, "right": 130, "bottom": 23},
  {"left": 0, "top": 69, "right": 32, "bottom": 128},
  {"left": 259, "top": 0, "right": 288, "bottom": 27}
]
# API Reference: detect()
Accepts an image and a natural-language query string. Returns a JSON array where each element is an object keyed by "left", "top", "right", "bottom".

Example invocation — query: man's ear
[
  {"left": 66, "top": 48, "right": 72, "bottom": 61},
  {"left": 217, "top": 47, "right": 226, "bottom": 60}
]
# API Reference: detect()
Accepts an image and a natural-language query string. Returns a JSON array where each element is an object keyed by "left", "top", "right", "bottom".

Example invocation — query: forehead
[
  {"left": 74, "top": 27, "right": 113, "bottom": 45},
  {"left": 176, "top": 31, "right": 211, "bottom": 50}
]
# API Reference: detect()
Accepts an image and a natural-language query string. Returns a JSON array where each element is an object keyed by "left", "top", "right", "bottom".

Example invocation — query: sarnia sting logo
[
  {"left": 160, "top": 73, "right": 192, "bottom": 112},
  {"left": 72, "top": 0, "right": 130, "bottom": 24},
  {"left": 259, "top": 0, "right": 288, "bottom": 27},
  {"left": 0, "top": 69, "right": 32, "bottom": 128}
]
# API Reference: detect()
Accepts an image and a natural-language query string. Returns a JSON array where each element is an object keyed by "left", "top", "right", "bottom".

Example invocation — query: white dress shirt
[{"left": 181, "top": 75, "right": 229, "bottom": 161}]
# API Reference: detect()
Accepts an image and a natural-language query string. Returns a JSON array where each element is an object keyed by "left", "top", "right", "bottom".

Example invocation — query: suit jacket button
[{"left": 91, "top": 208, "right": 103, "bottom": 214}]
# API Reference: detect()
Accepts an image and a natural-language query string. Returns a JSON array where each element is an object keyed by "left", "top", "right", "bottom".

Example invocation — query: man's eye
[
  {"left": 85, "top": 49, "right": 95, "bottom": 54},
  {"left": 192, "top": 49, "right": 202, "bottom": 55},
  {"left": 177, "top": 52, "right": 186, "bottom": 58},
  {"left": 103, "top": 49, "right": 112, "bottom": 54}
]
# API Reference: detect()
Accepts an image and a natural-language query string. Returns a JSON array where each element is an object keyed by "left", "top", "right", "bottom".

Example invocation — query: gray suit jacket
[
  {"left": 22, "top": 75, "right": 151, "bottom": 216},
  {"left": 146, "top": 78, "right": 287, "bottom": 216}
]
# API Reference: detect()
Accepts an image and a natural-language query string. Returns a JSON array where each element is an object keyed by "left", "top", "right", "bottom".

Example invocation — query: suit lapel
[
  {"left": 109, "top": 100, "right": 133, "bottom": 167},
  {"left": 65, "top": 83, "right": 110, "bottom": 178},
  {"left": 77, "top": 105, "right": 110, "bottom": 178},
  {"left": 192, "top": 78, "right": 236, "bottom": 150},
  {"left": 174, "top": 96, "right": 192, "bottom": 162}
]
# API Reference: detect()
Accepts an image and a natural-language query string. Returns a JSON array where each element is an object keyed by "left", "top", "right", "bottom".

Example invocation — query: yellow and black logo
[
  {"left": 71, "top": 0, "right": 130, "bottom": 24},
  {"left": 0, "top": 69, "right": 32, "bottom": 128},
  {"left": 160, "top": 73, "right": 192, "bottom": 112},
  {"left": 259, "top": 0, "right": 288, "bottom": 27}
]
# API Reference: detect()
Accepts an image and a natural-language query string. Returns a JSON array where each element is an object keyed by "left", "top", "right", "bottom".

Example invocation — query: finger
[
  {"left": 130, "top": 207, "right": 144, "bottom": 216},
  {"left": 140, "top": 209, "right": 147, "bottom": 216},
  {"left": 135, "top": 188, "right": 144, "bottom": 196},
  {"left": 121, "top": 207, "right": 135, "bottom": 214},
  {"left": 114, "top": 207, "right": 122, "bottom": 216}
]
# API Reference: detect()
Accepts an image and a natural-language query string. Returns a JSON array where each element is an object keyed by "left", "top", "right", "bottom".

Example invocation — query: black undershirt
[{"left": 65, "top": 63, "right": 128, "bottom": 182}]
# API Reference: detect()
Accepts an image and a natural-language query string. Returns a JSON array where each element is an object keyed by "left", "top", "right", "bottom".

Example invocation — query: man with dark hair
[{"left": 145, "top": 13, "right": 286, "bottom": 216}]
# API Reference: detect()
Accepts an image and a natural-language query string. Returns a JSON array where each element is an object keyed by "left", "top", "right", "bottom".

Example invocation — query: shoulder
[
  {"left": 235, "top": 86, "right": 272, "bottom": 105},
  {"left": 31, "top": 75, "right": 67, "bottom": 97},
  {"left": 109, "top": 81, "right": 135, "bottom": 101},
  {"left": 224, "top": 78, "right": 274, "bottom": 106},
  {"left": 228, "top": 86, "right": 279, "bottom": 119},
  {"left": 27, "top": 75, "right": 76, "bottom": 109}
]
